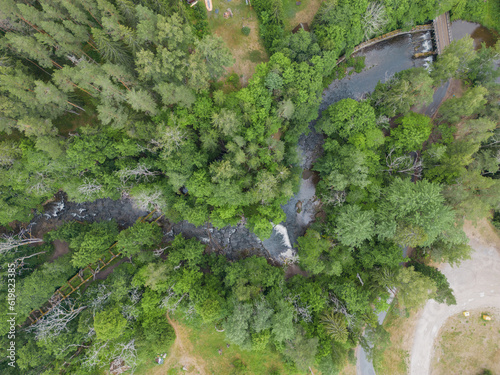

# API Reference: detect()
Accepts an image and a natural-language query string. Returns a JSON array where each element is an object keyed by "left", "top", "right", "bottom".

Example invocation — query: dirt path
[
  {"left": 409, "top": 220, "right": 500, "bottom": 375},
  {"left": 151, "top": 315, "right": 208, "bottom": 375},
  {"left": 48, "top": 240, "right": 70, "bottom": 262}
]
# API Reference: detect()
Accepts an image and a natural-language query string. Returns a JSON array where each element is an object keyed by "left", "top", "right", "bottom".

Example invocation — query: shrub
[{"left": 241, "top": 26, "right": 251, "bottom": 36}]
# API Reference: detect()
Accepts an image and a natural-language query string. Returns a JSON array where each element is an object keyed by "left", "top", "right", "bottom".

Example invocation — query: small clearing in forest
[
  {"left": 149, "top": 315, "right": 208, "bottom": 375},
  {"left": 283, "top": 0, "right": 323, "bottom": 31},
  {"left": 431, "top": 308, "right": 500, "bottom": 375},
  {"left": 207, "top": 0, "right": 268, "bottom": 87},
  {"left": 149, "top": 314, "right": 294, "bottom": 375}
]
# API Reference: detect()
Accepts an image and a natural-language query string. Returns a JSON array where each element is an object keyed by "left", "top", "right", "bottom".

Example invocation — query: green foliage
[
  {"left": 335, "top": 204, "right": 375, "bottom": 248},
  {"left": 167, "top": 234, "right": 205, "bottom": 269},
  {"left": 390, "top": 112, "right": 432, "bottom": 152},
  {"left": 451, "top": 0, "right": 500, "bottom": 32},
  {"left": 225, "top": 302, "right": 253, "bottom": 348},
  {"left": 431, "top": 37, "right": 476, "bottom": 84},
  {"left": 371, "top": 68, "right": 434, "bottom": 117},
  {"left": 283, "top": 328, "right": 319, "bottom": 372},
  {"left": 376, "top": 178, "right": 456, "bottom": 246},
  {"left": 116, "top": 220, "right": 162, "bottom": 257},
  {"left": 94, "top": 308, "right": 128, "bottom": 341},
  {"left": 241, "top": 26, "right": 251, "bottom": 36},
  {"left": 69, "top": 220, "right": 119, "bottom": 268},
  {"left": 15, "top": 255, "right": 76, "bottom": 321},
  {"left": 297, "top": 229, "right": 342, "bottom": 275},
  {"left": 271, "top": 301, "right": 296, "bottom": 343},
  {"left": 252, "top": 0, "right": 285, "bottom": 52},
  {"left": 1, "top": 1, "right": 498, "bottom": 373},
  {"left": 410, "top": 262, "right": 456, "bottom": 305},
  {"left": 320, "top": 310, "right": 349, "bottom": 343},
  {"left": 438, "top": 86, "right": 488, "bottom": 124},
  {"left": 317, "top": 98, "right": 376, "bottom": 138},
  {"left": 374, "top": 266, "right": 437, "bottom": 311}
]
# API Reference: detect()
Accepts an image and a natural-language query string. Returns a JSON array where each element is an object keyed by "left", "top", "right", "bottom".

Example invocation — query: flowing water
[
  {"left": 32, "top": 23, "right": 498, "bottom": 263},
  {"left": 266, "top": 30, "right": 438, "bottom": 259},
  {"left": 270, "top": 22, "right": 499, "bottom": 260}
]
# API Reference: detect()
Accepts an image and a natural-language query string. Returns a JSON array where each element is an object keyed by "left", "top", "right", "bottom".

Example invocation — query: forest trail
[
  {"left": 409, "top": 219, "right": 500, "bottom": 374},
  {"left": 151, "top": 314, "right": 208, "bottom": 374}
]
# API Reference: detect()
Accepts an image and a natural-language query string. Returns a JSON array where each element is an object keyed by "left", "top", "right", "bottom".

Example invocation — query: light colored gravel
[{"left": 410, "top": 223, "right": 500, "bottom": 375}]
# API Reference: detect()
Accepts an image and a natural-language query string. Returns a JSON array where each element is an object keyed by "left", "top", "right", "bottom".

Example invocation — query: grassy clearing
[
  {"left": 206, "top": 0, "right": 268, "bottom": 86},
  {"left": 282, "top": 0, "right": 323, "bottom": 31},
  {"left": 372, "top": 303, "right": 422, "bottom": 375},
  {"left": 147, "top": 313, "right": 299, "bottom": 375},
  {"left": 431, "top": 308, "right": 500, "bottom": 375}
]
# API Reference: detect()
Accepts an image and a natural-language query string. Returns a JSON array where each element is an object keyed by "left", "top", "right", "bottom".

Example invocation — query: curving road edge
[{"left": 410, "top": 236, "right": 500, "bottom": 375}]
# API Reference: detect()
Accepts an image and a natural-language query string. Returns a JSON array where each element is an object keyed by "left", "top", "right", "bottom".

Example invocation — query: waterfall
[{"left": 273, "top": 224, "right": 293, "bottom": 249}]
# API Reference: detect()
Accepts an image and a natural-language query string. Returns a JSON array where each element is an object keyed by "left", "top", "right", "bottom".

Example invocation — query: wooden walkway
[
  {"left": 25, "top": 210, "right": 162, "bottom": 326},
  {"left": 27, "top": 248, "right": 121, "bottom": 325},
  {"left": 433, "top": 12, "right": 453, "bottom": 54}
]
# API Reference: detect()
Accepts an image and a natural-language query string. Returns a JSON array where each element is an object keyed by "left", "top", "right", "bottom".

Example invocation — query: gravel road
[{"left": 410, "top": 235, "right": 500, "bottom": 375}]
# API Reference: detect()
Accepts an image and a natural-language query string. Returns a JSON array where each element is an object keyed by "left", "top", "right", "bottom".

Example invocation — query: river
[
  {"left": 32, "top": 22, "right": 498, "bottom": 265},
  {"left": 270, "top": 20, "right": 499, "bottom": 262},
  {"left": 266, "top": 29, "right": 437, "bottom": 259}
]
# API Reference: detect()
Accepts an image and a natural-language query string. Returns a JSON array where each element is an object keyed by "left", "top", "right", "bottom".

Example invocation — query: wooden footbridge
[
  {"left": 433, "top": 12, "right": 453, "bottom": 54},
  {"left": 25, "top": 210, "right": 162, "bottom": 326}
]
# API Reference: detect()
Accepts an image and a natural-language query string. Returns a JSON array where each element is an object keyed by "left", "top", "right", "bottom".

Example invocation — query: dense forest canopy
[{"left": 0, "top": 0, "right": 499, "bottom": 374}]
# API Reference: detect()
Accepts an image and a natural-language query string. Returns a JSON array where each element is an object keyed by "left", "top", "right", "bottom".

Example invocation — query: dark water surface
[{"left": 452, "top": 20, "right": 499, "bottom": 49}]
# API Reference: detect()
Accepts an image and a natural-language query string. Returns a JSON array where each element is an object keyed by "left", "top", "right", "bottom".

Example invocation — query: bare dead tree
[
  {"left": 26, "top": 172, "right": 51, "bottom": 195},
  {"left": 153, "top": 246, "right": 169, "bottom": 257},
  {"left": 329, "top": 293, "right": 356, "bottom": 329},
  {"left": 90, "top": 284, "right": 112, "bottom": 316},
  {"left": 0, "top": 227, "right": 43, "bottom": 255},
  {"left": 81, "top": 340, "right": 109, "bottom": 369},
  {"left": 128, "top": 287, "right": 142, "bottom": 305},
  {"left": 383, "top": 148, "right": 423, "bottom": 178},
  {"left": 279, "top": 252, "right": 299, "bottom": 267},
  {"left": 116, "top": 163, "right": 160, "bottom": 184},
  {"left": 362, "top": 2, "right": 388, "bottom": 40},
  {"left": 90, "top": 262, "right": 103, "bottom": 281},
  {"left": 78, "top": 179, "right": 103, "bottom": 199},
  {"left": 110, "top": 340, "right": 137, "bottom": 375},
  {"left": 122, "top": 304, "right": 140, "bottom": 322},
  {"left": 322, "top": 189, "right": 346, "bottom": 207},
  {"left": 356, "top": 273, "right": 365, "bottom": 286},
  {"left": 185, "top": 303, "right": 197, "bottom": 320},
  {"left": 483, "top": 134, "right": 500, "bottom": 148},
  {"left": 149, "top": 121, "right": 187, "bottom": 155},
  {"left": 26, "top": 299, "right": 87, "bottom": 341},
  {"left": 131, "top": 188, "right": 164, "bottom": 211},
  {"left": 376, "top": 115, "right": 391, "bottom": 130},
  {"left": 286, "top": 295, "right": 313, "bottom": 323},
  {"left": 160, "top": 287, "right": 188, "bottom": 313},
  {"left": 9, "top": 251, "right": 47, "bottom": 274}
]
